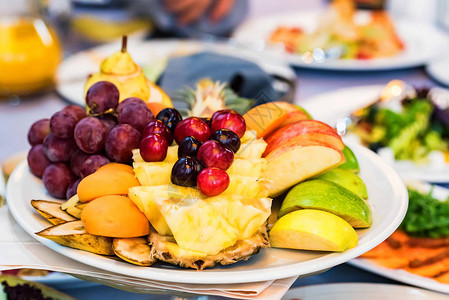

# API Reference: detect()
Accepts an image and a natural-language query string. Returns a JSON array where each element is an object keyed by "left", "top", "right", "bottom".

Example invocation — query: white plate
[
  {"left": 426, "top": 55, "right": 449, "bottom": 87},
  {"left": 349, "top": 182, "right": 449, "bottom": 295},
  {"left": 6, "top": 142, "right": 408, "bottom": 284},
  {"left": 233, "top": 11, "right": 449, "bottom": 71},
  {"left": 56, "top": 39, "right": 296, "bottom": 106},
  {"left": 282, "top": 283, "right": 448, "bottom": 300},
  {"left": 301, "top": 85, "right": 449, "bottom": 183}
]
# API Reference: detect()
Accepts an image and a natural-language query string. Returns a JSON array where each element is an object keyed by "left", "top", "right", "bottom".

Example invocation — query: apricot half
[
  {"left": 77, "top": 164, "right": 140, "bottom": 203},
  {"left": 81, "top": 195, "right": 150, "bottom": 238}
]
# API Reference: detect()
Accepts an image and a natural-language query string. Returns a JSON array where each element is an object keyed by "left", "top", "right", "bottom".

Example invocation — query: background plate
[
  {"left": 233, "top": 11, "right": 449, "bottom": 71},
  {"left": 6, "top": 143, "right": 408, "bottom": 284},
  {"left": 301, "top": 85, "right": 449, "bottom": 183}
]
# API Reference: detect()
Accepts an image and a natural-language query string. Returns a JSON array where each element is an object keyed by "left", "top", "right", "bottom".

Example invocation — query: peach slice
[
  {"left": 264, "top": 120, "right": 344, "bottom": 156},
  {"left": 263, "top": 139, "right": 345, "bottom": 197},
  {"left": 81, "top": 195, "right": 150, "bottom": 238}
]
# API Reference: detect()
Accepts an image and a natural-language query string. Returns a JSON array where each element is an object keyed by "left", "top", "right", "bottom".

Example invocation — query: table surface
[{"left": 1, "top": 1, "right": 448, "bottom": 299}]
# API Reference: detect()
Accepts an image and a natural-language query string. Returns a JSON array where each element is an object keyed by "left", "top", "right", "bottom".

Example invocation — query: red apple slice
[
  {"left": 272, "top": 102, "right": 311, "bottom": 128},
  {"left": 263, "top": 139, "right": 345, "bottom": 197},
  {"left": 264, "top": 120, "right": 344, "bottom": 156}
]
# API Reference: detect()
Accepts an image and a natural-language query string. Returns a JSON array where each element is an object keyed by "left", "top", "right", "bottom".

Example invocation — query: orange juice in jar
[{"left": 0, "top": 16, "right": 62, "bottom": 96}]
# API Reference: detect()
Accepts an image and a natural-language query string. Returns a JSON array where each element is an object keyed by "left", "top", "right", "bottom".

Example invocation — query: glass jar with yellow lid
[{"left": 0, "top": 0, "right": 62, "bottom": 97}]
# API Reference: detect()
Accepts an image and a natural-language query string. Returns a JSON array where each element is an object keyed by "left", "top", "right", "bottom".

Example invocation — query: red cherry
[
  {"left": 197, "top": 167, "right": 230, "bottom": 197},
  {"left": 210, "top": 110, "right": 246, "bottom": 138},
  {"left": 143, "top": 120, "right": 174, "bottom": 145},
  {"left": 174, "top": 117, "right": 211, "bottom": 144},
  {"left": 197, "top": 140, "right": 234, "bottom": 170},
  {"left": 140, "top": 134, "right": 168, "bottom": 162}
]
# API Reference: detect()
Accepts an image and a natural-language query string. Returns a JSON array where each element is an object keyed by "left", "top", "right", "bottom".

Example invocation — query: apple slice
[
  {"left": 243, "top": 102, "right": 289, "bottom": 138},
  {"left": 264, "top": 120, "right": 344, "bottom": 156},
  {"left": 270, "top": 209, "right": 358, "bottom": 252},
  {"left": 263, "top": 139, "right": 345, "bottom": 197},
  {"left": 271, "top": 102, "right": 311, "bottom": 128}
]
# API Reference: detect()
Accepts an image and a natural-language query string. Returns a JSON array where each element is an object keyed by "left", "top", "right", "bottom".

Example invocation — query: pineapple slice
[
  {"left": 132, "top": 146, "right": 178, "bottom": 163},
  {"left": 235, "top": 139, "right": 267, "bottom": 159},
  {"left": 128, "top": 185, "right": 203, "bottom": 236},
  {"left": 133, "top": 162, "right": 174, "bottom": 186},
  {"left": 240, "top": 130, "right": 258, "bottom": 144},
  {"left": 227, "top": 158, "right": 267, "bottom": 178},
  {"left": 208, "top": 195, "right": 271, "bottom": 240},
  {"left": 223, "top": 175, "right": 268, "bottom": 198},
  {"left": 155, "top": 197, "right": 239, "bottom": 255}
]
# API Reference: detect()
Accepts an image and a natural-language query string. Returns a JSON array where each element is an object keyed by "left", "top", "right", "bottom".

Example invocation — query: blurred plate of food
[
  {"left": 349, "top": 180, "right": 449, "bottom": 294},
  {"left": 232, "top": 1, "right": 449, "bottom": 70},
  {"left": 282, "top": 282, "right": 447, "bottom": 300},
  {"left": 0, "top": 270, "right": 97, "bottom": 289},
  {"left": 301, "top": 82, "right": 449, "bottom": 182},
  {"left": 56, "top": 39, "right": 296, "bottom": 107}
]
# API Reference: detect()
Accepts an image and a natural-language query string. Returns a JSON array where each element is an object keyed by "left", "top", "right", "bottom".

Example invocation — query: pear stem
[{"left": 121, "top": 36, "right": 128, "bottom": 53}]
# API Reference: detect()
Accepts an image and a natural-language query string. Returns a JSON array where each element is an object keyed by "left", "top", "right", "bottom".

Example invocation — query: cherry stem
[{"left": 121, "top": 36, "right": 128, "bottom": 53}]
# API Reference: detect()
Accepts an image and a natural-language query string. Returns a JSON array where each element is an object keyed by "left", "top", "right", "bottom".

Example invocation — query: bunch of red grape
[
  {"left": 140, "top": 108, "right": 246, "bottom": 197},
  {"left": 27, "top": 81, "right": 155, "bottom": 200}
]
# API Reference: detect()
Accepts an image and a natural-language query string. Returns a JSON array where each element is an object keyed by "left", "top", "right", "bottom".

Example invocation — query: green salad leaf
[{"left": 400, "top": 187, "right": 449, "bottom": 238}]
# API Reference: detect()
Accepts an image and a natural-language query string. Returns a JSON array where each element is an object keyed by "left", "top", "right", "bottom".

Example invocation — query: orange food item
[
  {"left": 81, "top": 195, "right": 150, "bottom": 238},
  {"left": 77, "top": 164, "right": 140, "bottom": 202},
  {"left": 96, "top": 162, "right": 135, "bottom": 175},
  {"left": 243, "top": 102, "right": 289, "bottom": 138},
  {"left": 147, "top": 101, "right": 168, "bottom": 116}
]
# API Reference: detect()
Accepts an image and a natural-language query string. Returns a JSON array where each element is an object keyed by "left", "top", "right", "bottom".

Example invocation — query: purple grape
[
  {"left": 85, "top": 81, "right": 120, "bottom": 114},
  {"left": 116, "top": 97, "right": 145, "bottom": 114},
  {"left": 42, "top": 134, "right": 76, "bottom": 162},
  {"left": 171, "top": 157, "right": 204, "bottom": 187},
  {"left": 178, "top": 136, "right": 202, "bottom": 158},
  {"left": 27, "top": 144, "right": 51, "bottom": 178},
  {"left": 66, "top": 178, "right": 81, "bottom": 200},
  {"left": 105, "top": 124, "right": 140, "bottom": 163},
  {"left": 80, "top": 154, "right": 110, "bottom": 177},
  {"left": 96, "top": 114, "right": 118, "bottom": 134},
  {"left": 42, "top": 163, "right": 76, "bottom": 199},
  {"left": 63, "top": 105, "right": 87, "bottom": 121},
  {"left": 50, "top": 110, "right": 78, "bottom": 139},
  {"left": 28, "top": 119, "right": 50, "bottom": 146},
  {"left": 70, "top": 149, "right": 90, "bottom": 177},
  {"left": 117, "top": 98, "right": 154, "bottom": 132},
  {"left": 74, "top": 117, "right": 107, "bottom": 153}
]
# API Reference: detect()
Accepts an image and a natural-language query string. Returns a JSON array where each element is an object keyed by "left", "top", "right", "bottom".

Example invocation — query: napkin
[
  {"left": 157, "top": 52, "right": 279, "bottom": 107},
  {"left": 0, "top": 204, "right": 297, "bottom": 299}
]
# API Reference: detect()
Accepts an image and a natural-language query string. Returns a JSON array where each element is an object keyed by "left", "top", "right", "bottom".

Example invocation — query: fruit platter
[{"left": 6, "top": 39, "right": 408, "bottom": 284}]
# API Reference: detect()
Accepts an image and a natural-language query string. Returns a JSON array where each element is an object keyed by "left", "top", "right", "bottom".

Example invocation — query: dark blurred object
[
  {"left": 130, "top": 0, "right": 248, "bottom": 38},
  {"left": 354, "top": 0, "right": 385, "bottom": 10},
  {"left": 158, "top": 52, "right": 294, "bottom": 108}
]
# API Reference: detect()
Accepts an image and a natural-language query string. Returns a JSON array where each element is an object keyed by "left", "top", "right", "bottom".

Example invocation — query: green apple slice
[
  {"left": 269, "top": 209, "right": 358, "bottom": 252},
  {"left": 339, "top": 145, "right": 360, "bottom": 173},
  {"left": 315, "top": 168, "right": 368, "bottom": 200},
  {"left": 279, "top": 179, "right": 372, "bottom": 228}
]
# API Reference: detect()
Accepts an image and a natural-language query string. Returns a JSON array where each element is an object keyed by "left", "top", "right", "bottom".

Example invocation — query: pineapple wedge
[
  {"left": 223, "top": 175, "right": 269, "bottom": 198},
  {"left": 133, "top": 162, "right": 174, "bottom": 186},
  {"left": 129, "top": 185, "right": 203, "bottom": 236},
  {"left": 235, "top": 139, "right": 267, "bottom": 159},
  {"left": 227, "top": 158, "right": 267, "bottom": 178},
  {"left": 155, "top": 196, "right": 239, "bottom": 255}
]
